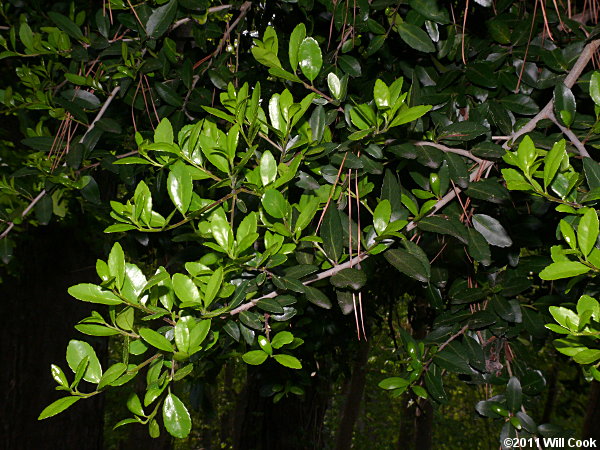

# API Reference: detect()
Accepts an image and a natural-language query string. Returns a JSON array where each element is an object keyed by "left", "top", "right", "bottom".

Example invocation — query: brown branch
[
  {"left": 193, "top": 2, "right": 252, "bottom": 70},
  {"left": 0, "top": 86, "right": 121, "bottom": 240},
  {"left": 413, "top": 141, "right": 484, "bottom": 163},
  {"left": 507, "top": 39, "right": 600, "bottom": 151}
]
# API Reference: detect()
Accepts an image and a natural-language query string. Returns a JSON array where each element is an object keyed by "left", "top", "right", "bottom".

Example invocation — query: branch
[
  {"left": 192, "top": 2, "right": 252, "bottom": 70},
  {"left": 548, "top": 110, "right": 591, "bottom": 157},
  {"left": 0, "top": 86, "right": 121, "bottom": 240},
  {"left": 413, "top": 141, "right": 484, "bottom": 163},
  {"left": 506, "top": 39, "right": 600, "bottom": 151},
  {"left": 225, "top": 40, "right": 600, "bottom": 315},
  {"left": 171, "top": 5, "right": 233, "bottom": 31}
]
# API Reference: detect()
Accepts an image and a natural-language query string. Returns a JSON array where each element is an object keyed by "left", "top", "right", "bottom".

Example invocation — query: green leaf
[
  {"left": 51, "top": 364, "right": 69, "bottom": 388},
  {"left": 172, "top": 273, "right": 201, "bottom": 304},
  {"left": 255, "top": 297, "right": 284, "bottom": 314},
  {"left": 66, "top": 340, "right": 102, "bottom": 383},
  {"left": 38, "top": 397, "right": 81, "bottom": 420},
  {"left": 378, "top": 377, "right": 410, "bottom": 390},
  {"left": 288, "top": 23, "right": 306, "bottom": 72},
  {"left": 539, "top": 261, "right": 591, "bottom": 280},
  {"left": 578, "top": 208, "right": 599, "bottom": 257},
  {"left": 146, "top": 0, "right": 178, "bottom": 39},
  {"left": 373, "top": 200, "right": 391, "bottom": 234},
  {"left": 309, "top": 105, "right": 326, "bottom": 142},
  {"left": 396, "top": 22, "right": 435, "bottom": 52},
  {"left": 127, "top": 393, "right": 144, "bottom": 416},
  {"left": 74, "top": 324, "right": 120, "bottom": 336},
  {"left": 374, "top": 79, "right": 390, "bottom": 109},
  {"left": 48, "top": 12, "right": 85, "bottom": 41},
  {"left": 139, "top": 328, "right": 174, "bottom": 352},
  {"left": 384, "top": 248, "right": 430, "bottom": 282},
  {"left": 19, "top": 23, "right": 34, "bottom": 50},
  {"left": 466, "top": 228, "right": 491, "bottom": 266},
  {"left": 154, "top": 118, "right": 174, "bottom": 144},
  {"left": 583, "top": 158, "right": 600, "bottom": 192},
  {"left": 262, "top": 189, "right": 288, "bottom": 219},
  {"left": 68, "top": 284, "right": 122, "bottom": 305},
  {"left": 590, "top": 72, "right": 600, "bottom": 107},
  {"left": 273, "top": 354, "right": 302, "bottom": 369},
  {"left": 204, "top": 267, "right": 223, "bottom": 308},
  {"left": 321, "top": 207, "right": 344, "bottom": 262},
  {"left": 327, "top": 72, "right": 342, "bottom": 99},
  {"left": 331, "top": 268, "right": 367, "bottom": 290},
  {"left": 163, "top": 393, "right": 192, "bottom": 439},
  {"left": 389, "top": 105, "right": 432, "bottom": 128},
  {"left": 258, "top": 335, "right": 273, "bottom": 356},
  {"left": 506, "top": 377, "right": 522, "bottom": 412},
  {"left": 554, "top": 83, "right": 576, "bottom": 127},
  {"left": 418, "top": 216, "right": 467, "bottom": 243},
  {"left": 304, "top": 286, "right": 333, "bottom": 309},
  {"left": 108, "top": 242, "right": 126, "bottom": 290},
  {"left": 242, "top": 350, "right": 268, "bottom": 365},
  {"left": 298, "top": 37, "right": 322, "bottom": 82},
  {"left": 472, "top": 214, "right": 512, "bottom": 247},
  {"left": 98, "top": 363, "right": 127, "bottom": 390},
  {"left": 573, "top": 349, "right": 600, "bottom": 364},
  {"left": 168, "top": 161, "right": 193, "bottom": 214},
  {"left": 260, "top": 150, "right": 277, "bottom": 186},
  {"left": 271, "top": 331, "right": 294, "bottom": 349},
  {"left": 544, "top": 140, "right": 566, "bottom": 189}
]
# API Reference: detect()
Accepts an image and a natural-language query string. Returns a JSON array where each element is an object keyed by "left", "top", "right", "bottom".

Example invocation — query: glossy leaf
[
  {"left": 321, "top": 207, "right": 344, "bottom": 262},
  {"left": 262, "top": 189, "right": 288, "bottom": 219},
  {"left": 539, "top": 261, "right": 591, "bottom": 280},
  {"left": 288, "top": 23, "right": 306, "bottom": 72},
  {"left": 66, "top": 340, "right": 102, "bottom": 383},
  {"left": 172, "top": 273, "right": 201, "bottom": 304},
  {"left": 273, "top": 354, "right": 302, "bottom": 369},
  {"left": 260, "top": 151, "right": 277, "bottom": 186},
  {"left": 242, "top": 350, "right": 268, "bottom": 365},
  {"left": 108, "top": 242, "right": 125, "bottom": 290},
  {"left": 163, "top": 393, "right": 192, "bottom": 439},
  {"left": 396, "top": 22, "right": 435, "bottom": 53},
  {"left": 384, "top": 248, "right": 430, "bottom": 282},
  {"left": 472, "top": 214, "right": 512, "bottom": 247},
  {"left": 68, "top": 284, "right": 122, "bottom": 305},
  {"left": 146, "top": 0, "right": 178, "bottom": 39},
  {"left": 168, "top": 161, "right": 193, "bottom": 214},
  {"left": 139, "top": 328, "right": 174, "bottom": 352},
  {"left": 298, "top": 37, "right": 322, "bottom": 82},
  {"left": 506, "top": 377, "right": 522, "bottom": 412},
  {"left": 38, "top": 397, "right": 81, "bottom": 420},
  {"left": 578, "top": 208, "right": 599, "bottom": 257}
]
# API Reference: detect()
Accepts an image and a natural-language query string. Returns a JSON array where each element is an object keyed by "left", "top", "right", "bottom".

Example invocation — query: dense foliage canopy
[{"left": 2, "top": 0, "right": 600, "bottom": 448}]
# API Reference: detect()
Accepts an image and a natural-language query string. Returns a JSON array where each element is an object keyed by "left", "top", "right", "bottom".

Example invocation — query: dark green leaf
[
  {"left": 506, "top": 377, "right": 522, "bottom": 412},
  {"left": 330, "top": 268, "right": 367, "bottom": 290},
  {"left": 396, "top": 22, "right": 435, "bottom": 53},
  {"left": 384, "top": 248, "right": 430, "bottom": 282},
  {"left": 472, "top": 214, "right": 512, "bottom": 247},
  {"left": 304, "top": 286, "right": 332, "bottom": 309},
  {"left": 321, "top": 207, "right": 344, "bottom": 262},
  {"left": 146, "top": 0, "right": 178, "bottom": 39},
  {"left": 48, "top": 12, "right": 85, "bottom": 41}
]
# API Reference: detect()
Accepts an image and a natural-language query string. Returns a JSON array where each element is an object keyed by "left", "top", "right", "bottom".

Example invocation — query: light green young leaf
[
  {"left": 66, "top": 340, "right": 103, "bottom": 383},
  {"left": 38, "top": 397, "right": 81, "bottom": 420},
  {"left": 327, "top": 72, "right": 342, "bottom": 99},
  {"left": 288, "top": 23, "right": 306, "bottom": 72},
  {"left": 273, "top": 354, "right": 302, "bottom": 369},
  {"left": 167, "top": 161, "right": 193, "bottom": 214},
  {"left": 154, "top": 117, "right": 174, "bottom": 144},
  {"left": 543, "top": 140, "right": 566, "bottom": 189},
  {"left": 298, "top": 37, "right": 322, "bottom": 82},
  {"left": 163, "top": 393, "right": 192, "bottom": 439},
  {"left": 374, "top": 79, "right": 390, "bottom": 109},
  {"left": 242, "top": 350, "right": 269, "bottom": 365},
  {"left": 373, "top": 199, "right": 391, "bottom": 234},
  {"left": 68, "top": 284, "right": 123, "bottom": 305},
  {"left": 108, "top": 242, "right": 125, "bottom": 290},
  {"left": 559, "top": 219, "right": 577, "bottom": 250},
  {"left": 260, "top": 150, "right": 277, "bottom": 186},
  {"left": 262, "top": 189, "right": 288, "bottom": 219},
  {"left": 139, "top": 328, "right": 174, "bottom": 352},
  {"left": 172, "top": 273, "right": 202, "bottom": 304},
  {"left": 539, "top": 261, "right": 591, "bottom": 280},
  {"left": 204, "top": 267, "right": 223, "bottom": 308},
  {"left": 578, "top": 208, "right": 599, "bottom": 257}
]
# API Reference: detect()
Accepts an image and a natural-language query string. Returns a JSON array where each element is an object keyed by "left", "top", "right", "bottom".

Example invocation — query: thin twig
[
  {"left": 413, "top": 141, "right": 484, "bottom": 163},
  {"left": 0, "top": 86, "right": 121, "bottom": 240}
]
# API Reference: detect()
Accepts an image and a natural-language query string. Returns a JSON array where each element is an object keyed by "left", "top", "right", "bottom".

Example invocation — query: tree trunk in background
[
  {"left": 233, "top": 366, "right": 330, "bottom": 450},
  {"left": 582, "top": 381, "right": 600, "bottom": 442},
  {"left": 0, "top": 224, "right": 105, "bottom": 450},
  {"left": 334, "top": 339, "right": 370, "bottom": 450}
]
